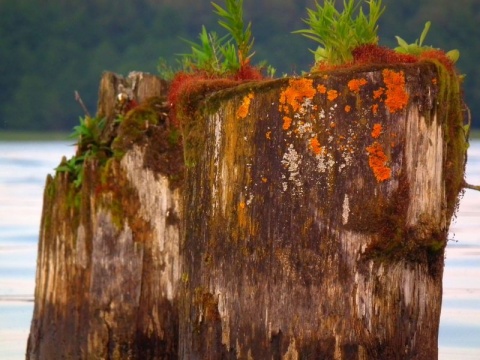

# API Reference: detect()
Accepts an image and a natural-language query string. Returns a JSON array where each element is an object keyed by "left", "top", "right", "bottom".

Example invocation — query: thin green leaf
[{"left": 419, "top": 21, "right": 431, "bottom": 47}]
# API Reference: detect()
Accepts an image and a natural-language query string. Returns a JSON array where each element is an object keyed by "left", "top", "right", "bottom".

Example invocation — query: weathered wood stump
[
  {"left": 28, "top": 62, "right": 467, "bottom": 359},
  {"left": 27, "top": 72, "right": 182, "bottom": 359}
]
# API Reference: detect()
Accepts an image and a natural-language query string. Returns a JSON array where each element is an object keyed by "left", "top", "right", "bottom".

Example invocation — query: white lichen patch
[
  {"left": 211, "top": 113, "right": 223, "bottom": 213},
  {"left": 319, "top": 109, "right": 326, "bottom": 120},
  {"left": 342, "top": 194, "right": 350, "bottom": 225},
  {"left": 281, "top": 144, "right": 303, "bottom": 192}
]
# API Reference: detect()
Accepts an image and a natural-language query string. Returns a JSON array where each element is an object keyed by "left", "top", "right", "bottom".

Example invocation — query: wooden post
[{"left": 27, "top": 62, "right": 467, "bottom": 359}]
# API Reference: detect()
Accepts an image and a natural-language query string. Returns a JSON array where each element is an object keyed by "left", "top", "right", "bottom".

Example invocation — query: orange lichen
[
  {"left": 327, "top": 89, "right": 338, "bottom": 101},
  {"left": 371, "top": 123, "right": 382, "bottom": 138},
  {"left": 373, "top": 87, "right": 384, "bottom": 99},
  {"left": 329, "top": 122, "right": 336, "bottom": 128},
  {"left": 261, "top": 177, "right": 268, "bottom": 183},
  {"left": 310, "top": 136, "right": 323, "bottom": 155},
  {"left": 345, "top": 105, "right": 351, "bottom": 113},
  {"left": 236, "top": 92, "right": 254, "bottom": 119},
  {"left": 366, "top": 142, "right": 391, "bottom": 182},
  {"left": 348, "top": 78, "right": 368, "bottom": 92},
  {"left": 382, "top": 69, "right": 409, "bottom": 113},
  {"left": 372, "top": 104, "right": 379, "bottom": 115},
  {"left": 283, "top": 116, "right": 292, "bottom": 130},
  {"left": 265, "top": 131, "right": 271, "bottom": 139},
  {"left": 317, "top": 84, "right": 327, "bottom": 94},
  {"left": 279, "top": 78, "right": 316, "bottom": 113},
  {"left": 432, "top": 78, "right": 437, "bottom": 85}
]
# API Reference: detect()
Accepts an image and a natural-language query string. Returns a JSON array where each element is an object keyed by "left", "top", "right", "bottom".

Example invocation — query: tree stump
[
  {"left": 27, "top": 62, "right": 467, "bottom": 359},
  {"left": 27, "top": 71, "right": 182, "bottom": 359}
]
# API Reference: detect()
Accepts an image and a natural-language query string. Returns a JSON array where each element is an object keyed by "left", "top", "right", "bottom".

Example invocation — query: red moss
[
  {"left": 314, "top": 61, "right": 354, "bottom": 72},
  {"left": 168, "top": 72, "right": 236, "bottom": 127},
  {"left": 419, "top": 49, "right": 455, "bottom": 73},
  {"left": 352, "top": 44, "right": 418, "bottom": 65},
  {"left": 168, "top": 65, "right": 263, "bottom": 127},
  {"left": 233, "top": 64, "right": 263, "bottom": 81}
]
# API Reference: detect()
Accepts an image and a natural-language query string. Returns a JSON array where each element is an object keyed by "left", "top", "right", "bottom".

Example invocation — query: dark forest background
[{"left": 1, "top": 0, "right": 479, "bottom": 132}]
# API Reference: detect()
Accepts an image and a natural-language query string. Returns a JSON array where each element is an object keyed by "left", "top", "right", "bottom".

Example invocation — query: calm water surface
[{"left": 0, "top": 141, "right": 479, "bottom": 359}]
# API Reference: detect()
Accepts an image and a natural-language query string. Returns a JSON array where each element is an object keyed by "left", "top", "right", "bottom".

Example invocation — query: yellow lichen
[
  {"left": 236, "top": 92, "right": 254, "bottom": 119},
  {"left": 348, "top": 78, "right": 368, "bottom": 92},
  {"left": 366, "top": 142, "right": 391, "bottom": 182},
  {"left": 382, "top": 69, "right": 409, "bottom": 113}
]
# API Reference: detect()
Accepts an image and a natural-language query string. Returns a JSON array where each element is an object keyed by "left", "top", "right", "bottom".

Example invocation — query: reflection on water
[{"left": 0, "top": 140, "right": 479, "bottom": 359}]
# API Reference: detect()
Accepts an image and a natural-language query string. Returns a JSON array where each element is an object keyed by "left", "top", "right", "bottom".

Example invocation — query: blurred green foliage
[{"left": 0, "top": 0, "right": 479, "bottom": 131}]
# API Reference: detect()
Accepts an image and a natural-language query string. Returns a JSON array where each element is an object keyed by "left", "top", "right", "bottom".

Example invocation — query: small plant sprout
[
  {"left": 181, "top": 26, "right": 235, "bottom": 75},
  {"left": 56, "top": 115, "right": 108, "bottom": 188},
  {"left": 294, "top": 0, "right": 385, "bottom": 66},
  {"left": 211, "top": 0, "right": 255, "bottom": 67},
  {"left": 394, "top": 21, "right": 460, "bottom": 63},
  {"left": 55, "top": 155, "right": 86, "bottom": 188},
  {"left": 178, "top": 0, "right": 258, "bottom": 77}
]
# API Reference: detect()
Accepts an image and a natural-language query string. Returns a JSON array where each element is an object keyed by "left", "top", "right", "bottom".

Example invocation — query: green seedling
[
  {"left": 55, "top": 154, "right": 86, "bottom": 188},
  {"left": 174, "top": 0, "right": 260, "bottom": 76},
  {"left": 56, "top": 115, "right": 108, "bottom": 188},
  {"left": 294, "top": 0, "right": 385, "bottom": 65},
  {"left": 211, "top": 0, "right": 254, "bottom": 66},
  {"left": 395, "top": 21, "right": 460, "bottom": 63}
]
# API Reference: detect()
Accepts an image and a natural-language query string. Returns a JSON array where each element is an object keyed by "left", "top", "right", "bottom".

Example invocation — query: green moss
[
  {"left": 427, "top": 59, "right": 468, "bottom": 220},
  {"left": 178, "top": 77, "right": 286, "bottom": 167},
  {"left": 111, "top": 104, "right": 160, "bottom": 158}
]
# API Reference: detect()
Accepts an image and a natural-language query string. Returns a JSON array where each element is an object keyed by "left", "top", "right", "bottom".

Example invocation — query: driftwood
[{"left": 27, "top": 62, "right": 467, "bottom": 359}]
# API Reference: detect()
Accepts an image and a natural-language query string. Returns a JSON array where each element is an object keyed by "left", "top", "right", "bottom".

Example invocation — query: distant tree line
[{"left": 0, "top": 0, "right": 478, "bottom": 132}]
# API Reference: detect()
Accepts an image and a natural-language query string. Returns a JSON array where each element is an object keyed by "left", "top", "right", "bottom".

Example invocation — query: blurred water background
[{"left": 0, "top": 140, "right": 479, "bottom": 359}]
